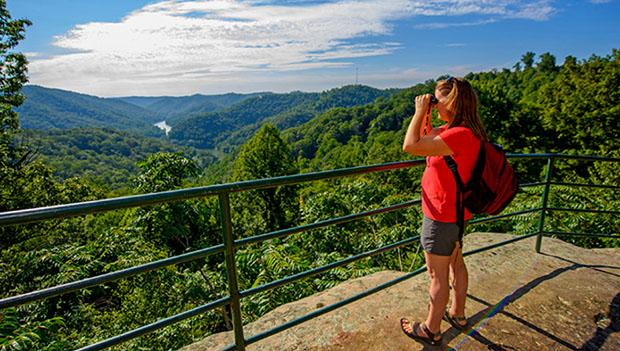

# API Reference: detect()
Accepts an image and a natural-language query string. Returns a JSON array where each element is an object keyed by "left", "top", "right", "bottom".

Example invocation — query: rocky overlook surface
[{"left": 183, "top": 233, "right": 620, "bottom": 351}]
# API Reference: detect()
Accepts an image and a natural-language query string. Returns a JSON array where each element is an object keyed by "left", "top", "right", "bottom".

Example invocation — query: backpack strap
[{"left": 443, "top": 156, "right": 465, "bottom": 244}]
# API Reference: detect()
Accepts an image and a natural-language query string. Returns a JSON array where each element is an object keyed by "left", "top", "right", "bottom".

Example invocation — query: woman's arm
[{"left": 402, "top": 94, "right": 453, "bottom": 156}]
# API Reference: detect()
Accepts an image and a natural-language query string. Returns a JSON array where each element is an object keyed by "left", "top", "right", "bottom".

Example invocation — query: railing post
[
  {"left": 535, "top": 156, "right": 555, "bottom": 253},
  {"left": 218, "top": 192, "right": 246, "bottom": 350}
]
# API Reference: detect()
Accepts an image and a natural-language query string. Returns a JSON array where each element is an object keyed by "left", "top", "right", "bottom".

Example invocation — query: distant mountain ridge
[
  {"left": 170, "top": 91, "right": 319, "bottom": 149},
  {"left": 17, "top": 84, "right": 399, "bottom": 154},
  {"left": 114, "top": 92, "right": 264, "bottom": 121},
  {"left": 216, "top": 85, "right": 400, "bottom": 153},
  {"left": 17, "top": 85, "right": 164, "bottom": 136},
  {"left": 170, "top": 85, "right": 399, "bottom": 150},
  {"left": 16, "top": 85, "right": 264, "bottom": 137}
]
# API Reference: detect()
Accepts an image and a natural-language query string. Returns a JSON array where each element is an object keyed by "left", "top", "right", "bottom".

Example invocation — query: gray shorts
[{"left": 420, "top": 216, "right": 464, "bottom": 256}]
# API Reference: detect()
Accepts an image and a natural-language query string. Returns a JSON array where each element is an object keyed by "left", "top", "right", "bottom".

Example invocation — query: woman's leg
[
  {"left": 449, "top": 241, "right": 468, "bottom": 318},
  {"left": 423, "top": 250, "right": 452, "bottom": 333}
]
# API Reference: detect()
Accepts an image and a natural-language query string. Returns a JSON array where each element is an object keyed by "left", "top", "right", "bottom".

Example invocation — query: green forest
[
  {"left": 1, "top": 2, "right": 619, "bottom": 350},
  {"left": 168, "top": 85, "right": 396, "bottom": 151},
  {"left": 21, "top": 128, "right": 216, "bottom": 191}
]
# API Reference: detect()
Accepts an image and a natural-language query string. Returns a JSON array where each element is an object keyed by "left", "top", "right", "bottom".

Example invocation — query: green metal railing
[{"left": 0, "top": 154, "right": 618, "bottom": 350}]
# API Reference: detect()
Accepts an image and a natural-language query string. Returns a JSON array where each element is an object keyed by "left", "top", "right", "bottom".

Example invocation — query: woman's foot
[
  {"left": 443, "top": 310, "right": 468, "bottom": 330},
  {"left": 400, "top": 318, "right": 442, "bottom": 345}
]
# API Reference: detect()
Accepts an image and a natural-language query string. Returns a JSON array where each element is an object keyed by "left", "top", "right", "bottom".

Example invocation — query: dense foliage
[
  {"left": 169, "top": 85, "right": 395, "bottom": 150},
  {"left": 216, "top": 85, "right": 398, "bottom": 153},
  {"left": 22, "top": 128, "right": 215, "bottom": 191},
  {"left": 0, "top": 3, "right": 617, "bottom": 348},
  {"left": 170, "top": 91, "right": 319, "bottom": 149}
]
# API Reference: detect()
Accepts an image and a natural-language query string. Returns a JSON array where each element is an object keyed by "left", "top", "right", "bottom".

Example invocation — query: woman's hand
[
  {"left": 403, "top": 93, "right": 452, "bottom": 157},
  {"left": 415, "top": 94, "right": 432, "bottom": 115}
]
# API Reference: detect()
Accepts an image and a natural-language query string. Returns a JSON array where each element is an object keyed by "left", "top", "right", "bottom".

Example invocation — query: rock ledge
[{"left": 183, "top": 233, "right": 620, "bottom": 351}]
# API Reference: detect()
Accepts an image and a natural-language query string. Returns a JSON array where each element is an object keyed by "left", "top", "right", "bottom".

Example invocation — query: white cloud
[
  {"left": 23, "top": 52, "right": 41, "bottom": 59},
  {"left": 28, "top": 0, "right": 557, "bottom": 96},
  {"left": 415, "top": 19, "right": 497, "bottom": 29}
]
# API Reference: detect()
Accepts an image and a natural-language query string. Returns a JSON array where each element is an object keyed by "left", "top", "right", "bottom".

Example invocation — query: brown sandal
[
  {"left": 400, "top": 318, "right": 442, "bottom": 346},
  {"left": 443, "top": 310, "right": 468, "bottom": 330}
]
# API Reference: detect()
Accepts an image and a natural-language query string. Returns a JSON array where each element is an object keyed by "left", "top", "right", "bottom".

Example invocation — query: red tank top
[{"left": 421, "top": 125, "right": 481, "bottom": 222}]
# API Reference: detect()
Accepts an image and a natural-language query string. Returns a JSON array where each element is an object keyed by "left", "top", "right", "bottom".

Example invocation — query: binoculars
[{"left": 430, "top": 95, "right": 438, "bottom": 105}]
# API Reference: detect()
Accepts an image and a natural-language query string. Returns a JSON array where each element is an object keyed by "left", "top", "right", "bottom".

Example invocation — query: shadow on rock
[{"left": 580, "top": 291, "right": 620, "bottom": 351}]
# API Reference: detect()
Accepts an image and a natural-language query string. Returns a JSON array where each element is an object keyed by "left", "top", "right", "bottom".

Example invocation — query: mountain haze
[
  {"left": 17, "top": 85, "right": 163, "bottom": 136},
  {"left": 115, "top": 92, "right": 263, "bottom": 121}
]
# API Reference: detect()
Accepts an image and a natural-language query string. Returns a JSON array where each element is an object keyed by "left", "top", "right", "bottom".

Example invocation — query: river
[{"left": 154, "top": 120, "right": 171, "bottom": 136}]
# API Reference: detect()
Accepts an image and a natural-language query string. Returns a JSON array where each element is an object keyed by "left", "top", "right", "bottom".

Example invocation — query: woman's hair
[{"left": 436, "top": 77, "right": 489, "bottom": 142}]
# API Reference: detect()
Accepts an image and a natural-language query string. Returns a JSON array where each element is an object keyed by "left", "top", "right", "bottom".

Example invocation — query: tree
[
  {"left": 563, "top": 55, "right": 577, "bottom": 69},
  {"left": 135, "top": 152, "right": 199, "bottom": 193},
  {"left": 537, "top": 52, "right": 558, "bottom": 72},
  {"left": 0, "top": 0, "right": 32, "bottom": 210},
  {"left": 231, "top": 124, "right": 299, "bottom": 236},
  {"left": 133, "top": 152, "right": 221, "bottom": 254},
  {"left": 521, "top": 51, "right": 535, "bottom": 69},
  {"left": 0, "top": 0, "right": 30, "bottom": 136}
]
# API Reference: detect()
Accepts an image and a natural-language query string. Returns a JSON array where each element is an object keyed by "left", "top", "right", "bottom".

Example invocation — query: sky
[{"left": 7, "top": 0, "right": 620, "bottom": 97}]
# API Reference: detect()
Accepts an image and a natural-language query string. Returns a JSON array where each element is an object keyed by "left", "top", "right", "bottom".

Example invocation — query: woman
[{"left": 400, "top": 77, "right": 489, "bottom": 345}]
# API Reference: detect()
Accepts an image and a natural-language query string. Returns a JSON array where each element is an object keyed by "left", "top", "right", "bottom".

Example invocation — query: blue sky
[{"left": 8, "top": 0, "right": 620, "bottom": 97}]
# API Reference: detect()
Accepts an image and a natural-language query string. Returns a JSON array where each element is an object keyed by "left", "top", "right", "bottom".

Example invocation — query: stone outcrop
[{"left": 182, "top": 233, "right": 620, "bottom": 350}]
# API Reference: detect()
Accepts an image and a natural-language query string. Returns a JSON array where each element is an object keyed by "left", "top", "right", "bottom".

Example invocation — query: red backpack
[{"left": 444, "top": 142, "right": 519, "bottom": 236}]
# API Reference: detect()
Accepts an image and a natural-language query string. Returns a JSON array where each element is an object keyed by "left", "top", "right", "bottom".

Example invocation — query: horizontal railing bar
[
  {"left": 0, "top": 188, "right": 225, "bottom": 227},
  {"left": 235, "top": 200, "right": 421, "bottom": 248},
  {"left": 547, "top": 207, "right": 620, "bottom": 215},
  {"left": 239, "top": 236, "right": 420, "bottom": 298},
  {"left": 462, "top": 232, "right": 539, "bottom": 257},
  {"left": 549, "top": 182, "right": 620, "bottom": 189},
  {"left": 0, "top": 160, "right": 425, "bottom": 227},
  {"left": 548, "top": 155, "right": 620, "bottom": 162},
  {"left": 468, "top": 208, "right": 541, "bottom": 225},
  {"left": 76, "top": 296, "right": 230, "bottom": 351},
  {"left": 0, "top": 244, "right": 225, "bottom": 309},
  {"left": 544, "top": 231, "right": 620, "bottom": 239},
  {"left": 223, "top": 265, "right": 429, "bottom": 351},
  {"left": 520, "top": 182, "right": 546, "bottom": 188},
  {"left": 506, "top": 154, "right": 554, "bottom": 159},
  {"left": 505, "top": 154, "right": 620, "bottom": 162},
  {"left": 3, "top": 154, "right": 618, "bottom": 228},
  {"left": 4, "top": 203, "right": 416, "bottom": 312},
  {"left": 227, "top": 231, "right": 538, "bottom": 350}
]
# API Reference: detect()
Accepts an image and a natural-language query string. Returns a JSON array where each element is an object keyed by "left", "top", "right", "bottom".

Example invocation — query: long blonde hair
[{"left": 436, "top": 77, "right": 489, "bottom": 142}]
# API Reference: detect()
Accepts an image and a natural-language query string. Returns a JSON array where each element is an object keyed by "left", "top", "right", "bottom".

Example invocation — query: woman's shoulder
[
  {"left": 440, "top": 125, "right": 475, "bottom": 137},
  {"left": 439, "top": 125, "right": 481, "bottom": 153}
]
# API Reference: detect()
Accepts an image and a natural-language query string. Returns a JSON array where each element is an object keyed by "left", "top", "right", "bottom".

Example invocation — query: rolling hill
[
  {"left": 170, "top": 85, "right": 398, "bottom": 151},
  {"left": 115, "top": 92, "right": 263, "bottom": 121},
  {"left": 17, "top": 85, "right": 163, "bottom": 136}
]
